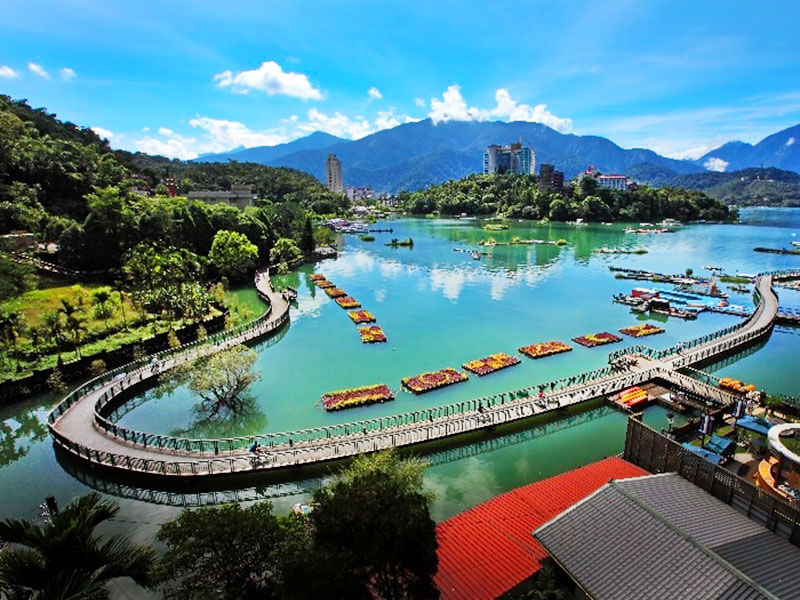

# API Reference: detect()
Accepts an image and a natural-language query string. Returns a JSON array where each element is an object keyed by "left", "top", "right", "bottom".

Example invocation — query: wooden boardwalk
[{"left": 47, "top": 272, "right": 780, "bottom": 478}]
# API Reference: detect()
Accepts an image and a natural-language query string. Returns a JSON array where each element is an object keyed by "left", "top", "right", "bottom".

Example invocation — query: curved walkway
[{"left": 48, "top": 272, "right": 779, "bottom": 478}]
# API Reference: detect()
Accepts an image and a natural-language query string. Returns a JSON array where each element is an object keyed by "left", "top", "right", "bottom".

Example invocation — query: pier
[{"left": 47, "top": 271, "right": 785, "bottom": 478}]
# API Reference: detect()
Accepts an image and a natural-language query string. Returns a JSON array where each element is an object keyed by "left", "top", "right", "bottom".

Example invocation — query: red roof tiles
[{"left": 435, "top": 456, "right": 648, "bottom": 600}]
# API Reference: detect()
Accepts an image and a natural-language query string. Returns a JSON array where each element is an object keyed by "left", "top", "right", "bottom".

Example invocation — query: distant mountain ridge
[
  {"left": 194, "top": 131, "right": 345, "bottom": 164},
  {"left": 696, "top": 124, "right": 800, "bottom": 172},
  {"left": 194, "top": 119, "right": 707, "bottom": 192},
  {"left": 626, "top": 165, "right": 800, "bottom": 206},
  {"left": 195, "top": 119, "right": 800, "bottom": 193}
]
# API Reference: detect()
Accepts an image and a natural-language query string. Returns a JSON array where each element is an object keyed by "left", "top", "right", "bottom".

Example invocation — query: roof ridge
[{"left": 608, "top": 477, "right": 780, "bottom": 600}]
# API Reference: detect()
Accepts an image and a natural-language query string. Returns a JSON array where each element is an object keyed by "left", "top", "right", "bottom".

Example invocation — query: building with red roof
[{"left": 434, "top": 456, "right": 648, "bottom": 600}]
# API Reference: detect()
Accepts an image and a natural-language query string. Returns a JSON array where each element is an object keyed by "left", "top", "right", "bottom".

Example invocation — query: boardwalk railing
[
  {"left": 45, "top": 270, "right": 786, "bottom": 477},
  {"left": 48, "top": 271, "right": 286, "bottom": 427}
]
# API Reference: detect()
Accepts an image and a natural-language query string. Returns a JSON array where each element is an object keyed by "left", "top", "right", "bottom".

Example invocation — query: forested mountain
[
  {"left": 197, "top": 118, "right": 705, "bottom": 192},
  {"left": 627, "top": 164, "right": 800, "bottom": 206},
  {"left": 0, "top": 96, "right": 343, "bottom": 273},
  {"left": 695, "top": 124, "right": 800, "bottom": 173}
]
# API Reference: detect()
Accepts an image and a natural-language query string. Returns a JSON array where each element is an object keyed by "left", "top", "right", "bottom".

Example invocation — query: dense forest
[
  {"left": 400, "top": 172, "right": 736, "bottom": 222},
  {"left": 0, "top": 95, "right": 345, "bottom": 274}
]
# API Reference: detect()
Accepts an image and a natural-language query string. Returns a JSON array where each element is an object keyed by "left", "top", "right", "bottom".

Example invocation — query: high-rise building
[
  {"left": 538, "top": 163, "right": 564, "bottom": 192},
  {"left": 483, "top": 141, "right": 535, "bottom": 175},
  {"left": 326, "top": 153, "right": 343, "bottom": 193}
]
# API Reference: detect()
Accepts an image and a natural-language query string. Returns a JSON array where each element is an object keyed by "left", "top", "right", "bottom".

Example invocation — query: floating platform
[
  {"left": 518, "top": 341, "right": 573, "bottom": 359},
  {"left": 321, "top": 384, "right": 394, "bottom": 411},
  {"left": 462, "top": 353, "right": 521, "bottom": 376},
  {"left": 402, "top": 368, "right": 468, "bottom": 394}
]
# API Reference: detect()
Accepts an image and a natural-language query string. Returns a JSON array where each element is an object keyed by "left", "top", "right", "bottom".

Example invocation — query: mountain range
[{"left": 194, "top": 119, "right": 800, "bottom": 194}]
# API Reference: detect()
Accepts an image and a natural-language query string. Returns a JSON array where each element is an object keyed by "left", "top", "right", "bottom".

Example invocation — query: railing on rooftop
[{"left": 623, "top": 417, "right": 800, "bottom": 547}]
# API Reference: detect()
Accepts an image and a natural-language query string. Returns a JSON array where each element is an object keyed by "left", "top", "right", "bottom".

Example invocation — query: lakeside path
[{"left": 48, "top": 272, "right": 779, "bottom": 478}]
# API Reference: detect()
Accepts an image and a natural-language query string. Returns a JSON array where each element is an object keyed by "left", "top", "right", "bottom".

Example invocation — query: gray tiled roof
[{"left": 533, "top": 473, "right": 800, "bottom": 600}]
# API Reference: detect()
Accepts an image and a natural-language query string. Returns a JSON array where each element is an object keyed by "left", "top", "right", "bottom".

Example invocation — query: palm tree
[
  {"left": 64, "top": 314, "right": 87, "bottom": 358},
  {"left": 91, "top": 289, "right": 112, "bottom": 332},
  {"left": 0, "top": 492, "right": 155, "bottom": 598},
  {"left": 42, "top": 311, "right": 64, "bottom": 360},
  {"left": 0, "top": 311, "right": 24, "bottom": 370},
  {"left": 113, "top": 280, "right": 128, "bottom": 330}
]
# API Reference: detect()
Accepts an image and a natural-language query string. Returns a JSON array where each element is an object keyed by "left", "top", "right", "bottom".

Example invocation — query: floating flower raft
[
  {"left": 518, "top": 340, "right": 573, "bottom": 359},
  {"left": 719, "top": 377, "right": 756, "bottom": 394},
  {"left": 348, "top": 310, "right": 376, "bottom": 324},
  {"left": 619, "top": 323, "right": 665, "bottom": 338},
  {"left": 315, "top": 280, "right": 335, "bottom": 289},
  {"left": 336, "top": 296, "right": 361, "bottom": 309},
  {"left": 358, "top": 325, "right": 387, "bottom": 343},
  {"left": 402, "top": 368, "right": 468, "bottom": 394},
  {"left": 309, "top": 274, "right": 326, "bottom": 282},
  {"left": 321, "top": 383, "right": 394, "bottom": 411},
  {"left": 462, "top": 353, "right": 520, "bottom": 376},
  {"left": 325, "top": 287, "right": 347, "bottom": 298},
  {"left": 572, "top": 332, "right": 622, "bottom": 347}
]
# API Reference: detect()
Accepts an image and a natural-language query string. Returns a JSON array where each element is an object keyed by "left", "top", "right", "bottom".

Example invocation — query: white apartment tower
[{"left": 326, "top": 153, "right": 343, "bottom": 193}]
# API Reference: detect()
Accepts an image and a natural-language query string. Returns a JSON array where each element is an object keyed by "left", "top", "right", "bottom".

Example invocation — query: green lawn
[{"left": 0, "top": 282, "right": 223, "bottom": 383}]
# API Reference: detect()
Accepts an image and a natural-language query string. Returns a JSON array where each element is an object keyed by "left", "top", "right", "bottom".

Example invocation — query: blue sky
[{"left": 1, "top": 0, "right": 799, "bottom": 161}]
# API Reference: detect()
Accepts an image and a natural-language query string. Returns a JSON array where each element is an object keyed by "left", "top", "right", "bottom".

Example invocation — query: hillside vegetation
[{"left": 628, "top": 165, "right": 800, "bottom": 206}]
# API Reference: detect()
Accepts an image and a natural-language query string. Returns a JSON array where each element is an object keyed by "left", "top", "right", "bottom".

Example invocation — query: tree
[
  {"left": 286, "top": 451, "right": 439, "bottom": 600},
  {"left": 0, "top": 311, "right": 24, "bottom": 368},
  {"left": 0, "top": 492, "right": 155, "bottom": 598},
  {"left": 64, "top": 313, "right": 87, "bottom": 358},
  {"left": 209, "top": 230, "right": 259, "bottom": 282},
  {"left": 269, "top": 237, "right": 301, "bottom": 269},
  {"left": 156, "top": 502, "right": 286, "bottom": 600},
  {"left": 0, "top": 257, "right": 37, "bottom": 301},
  {"left": 160, "top": 344, "right": 260, "bottom": 418},
  {"left": 300, "top": 215, "right": 315, "bottom": 255},
  {"left": 91, "top": 288, "right": 112, "bottom": 331}
]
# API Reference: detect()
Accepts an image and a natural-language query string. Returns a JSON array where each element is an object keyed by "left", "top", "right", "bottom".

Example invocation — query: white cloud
[
  {"left": 134, "top": 117, "right": 288, "bottom": 160},
  {"left": 213, "top": 61, "right": 322, "bottom": 100},
  {"left": 368, "top": 87, "right": 383, "bottom": 100},
  {"left": 703, "top": 157, "right": 729, "bottom": 172},
  {"left": 296, "top": 108, "right": 373, "bottom": 139},
  {"left": 787, "top": 137, "right": 795, "bottom": 146},
  {"left": 427, "top": 85, "right": 573, "bottom": 133},
  {"left": 188, "top": 117, "right": 286, "bottom": 148},
  {"left": 28, "top": 62, "right": 49, "bottom": 79},
  {"left": 0, "top": 66, "right": 18, "bottom": 78},
  {"left": 59, "top": 68, "right": 76, "bottom": 81},
  {"left": 414, "top": 97, "right": 426, "bottom": 108},
  {"left": 141, "top": 126, "right": 150, "bottom": 132},
  {"left": 91, "top": 126, "right": 113, "bottom": 140},
  {"left": 664, "top": 145, "right": 714, "bottom": 160}
]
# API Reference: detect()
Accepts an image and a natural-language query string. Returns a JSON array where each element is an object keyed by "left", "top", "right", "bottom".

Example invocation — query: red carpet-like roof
[{"left": 434, "top": 456, "right": 648, "bottom": 600}]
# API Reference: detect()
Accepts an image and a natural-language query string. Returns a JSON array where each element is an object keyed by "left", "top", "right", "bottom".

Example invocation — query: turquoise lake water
[{"left": 2, "top": 207, "right": 800, "bottom": 531}]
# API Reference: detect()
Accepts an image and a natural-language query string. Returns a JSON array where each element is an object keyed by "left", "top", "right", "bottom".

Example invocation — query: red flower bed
[
  {"left": 462, "top": 353, "right": 521, "bottom": 376},
  {"left": 309, "top": 274, "right": 326, "bottom": 281},
  {"left": 402, "top": 368, "right": 468, "bottom": 394},
  {"left": 619, "top": 323, "right": 665, "bottom": 337},
  {"left": 572, "top": 332, "right": 622, "bottom": 347},
  {"left": 321, "top": 383, "right": 394, "bottom": 411},
  {"left": 336, "top": 296, "right": 361, "bottom": 309},
  {"left": 325, "top": 287, "right": 347, "bottom": 298},
  {"left": 315, "top": 280, "right": 335, "bottom": 288},
  {"left": 519, "top": 340, "right": 573, "bottom": 359},
  {"left": 358, "top": 325, "right": 387, "bottom": 343},
  {"left": 348, "top": 310, "right": 376, "bottom": 324}
]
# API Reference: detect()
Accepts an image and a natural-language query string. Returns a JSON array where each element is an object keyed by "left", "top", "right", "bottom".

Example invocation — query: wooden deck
[{"left": 47, "top": 272, "right": 781, "bottom": 478}]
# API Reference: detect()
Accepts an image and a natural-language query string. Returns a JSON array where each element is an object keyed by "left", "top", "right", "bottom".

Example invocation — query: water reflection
[{"left": 0, "top": 409, "right": 48, "bottom": 467}]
